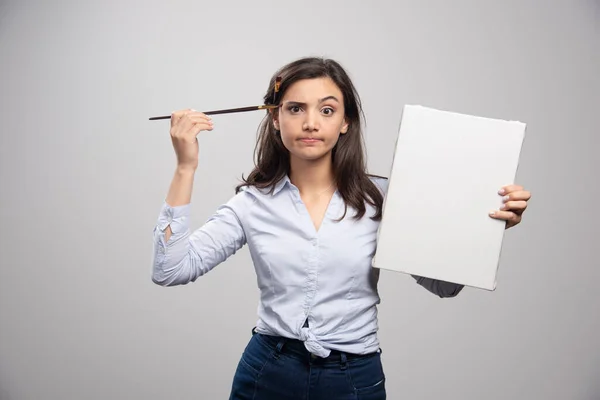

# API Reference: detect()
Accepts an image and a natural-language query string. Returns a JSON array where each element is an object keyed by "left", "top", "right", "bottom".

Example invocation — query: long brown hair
[{"left": 236, "top": 57, "right": 384, "bottom": 221}]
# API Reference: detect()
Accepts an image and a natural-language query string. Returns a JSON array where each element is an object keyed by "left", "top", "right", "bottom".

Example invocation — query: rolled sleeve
[
  {"left": 151, "top": 193, "right": 249, "bottom": 287},
  {"left": 157, "top": 201, "right": 191, "bottom": 236}
]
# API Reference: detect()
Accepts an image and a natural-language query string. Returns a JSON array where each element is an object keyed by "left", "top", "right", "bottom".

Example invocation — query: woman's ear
[
  {"left": 340, "top": 118, "right": 349, "bottom": 134},
  {"left": 270, "top": 108, "right": 280, "bottom": 130}
]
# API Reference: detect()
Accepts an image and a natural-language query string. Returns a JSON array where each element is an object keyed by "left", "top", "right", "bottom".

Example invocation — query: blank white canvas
[{"left": 373, "top": 105, "right": 526, "bottom": 290}]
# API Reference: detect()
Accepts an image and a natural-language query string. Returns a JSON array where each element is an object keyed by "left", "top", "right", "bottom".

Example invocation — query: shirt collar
[{"left": 272, "top": 174, "right": 291, "bottom": 195}]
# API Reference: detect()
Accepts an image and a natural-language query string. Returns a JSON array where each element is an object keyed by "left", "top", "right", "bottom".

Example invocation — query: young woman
[{"left": 152, "top": 57, "right": 531, "bottom": 399}]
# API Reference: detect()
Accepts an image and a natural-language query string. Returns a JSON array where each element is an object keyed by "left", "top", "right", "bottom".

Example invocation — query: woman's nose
[{"left": 303, "top": 111, "right": 318, "bottom": 131}]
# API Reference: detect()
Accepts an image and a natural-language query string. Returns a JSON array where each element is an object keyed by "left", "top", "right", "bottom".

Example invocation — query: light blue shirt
[{"left": 151, "top": 175, "right": 463, "bottom": 358}]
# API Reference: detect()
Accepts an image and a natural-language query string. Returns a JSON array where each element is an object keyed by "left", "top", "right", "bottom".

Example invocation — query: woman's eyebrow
[{"left": 284, "top": 96, "right": 340, "bottom": 106}]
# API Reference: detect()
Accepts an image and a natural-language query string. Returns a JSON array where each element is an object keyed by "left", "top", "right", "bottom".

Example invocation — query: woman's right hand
[{"left": 169, "top": 109, "right": 214, "bottom": 171}]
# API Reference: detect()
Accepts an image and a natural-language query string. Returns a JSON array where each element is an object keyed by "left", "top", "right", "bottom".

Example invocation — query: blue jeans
[{"left": 229, "top": 328, "right": 386, "bottom": 399}]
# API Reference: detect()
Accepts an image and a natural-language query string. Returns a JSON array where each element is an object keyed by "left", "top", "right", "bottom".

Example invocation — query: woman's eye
[
  {"left": 322, "top": 107, "right": 335, "bottom": 115},
  {"left": 288, "top": 105, "right": 301, "bottom": 113}
]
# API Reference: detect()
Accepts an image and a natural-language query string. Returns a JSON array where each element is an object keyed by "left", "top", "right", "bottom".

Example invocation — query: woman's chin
[{"left": 289, "top": 149, "right": 332, "bottom": 163}]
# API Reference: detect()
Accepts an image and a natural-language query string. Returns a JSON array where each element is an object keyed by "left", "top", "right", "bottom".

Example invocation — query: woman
[{"left": 152, "top": 57, "right": 531, "bottom": 399}]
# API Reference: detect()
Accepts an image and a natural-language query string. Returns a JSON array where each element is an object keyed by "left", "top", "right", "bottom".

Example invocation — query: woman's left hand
[{"left": 489, "top": 184, "right": 531, "bottom": 229}]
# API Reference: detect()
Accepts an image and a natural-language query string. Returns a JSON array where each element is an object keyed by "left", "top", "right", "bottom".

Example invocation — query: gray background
[{"left": 0, "top": 0, "right": 598, "bottom": 399}]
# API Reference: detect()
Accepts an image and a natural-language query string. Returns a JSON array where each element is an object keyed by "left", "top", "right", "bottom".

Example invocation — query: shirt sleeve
[
  {"left": 412, "top": 275, "right": 465, "bottom": 298},
  {"left": 151, "top": 192, "right": 248, "bottom": 287}
]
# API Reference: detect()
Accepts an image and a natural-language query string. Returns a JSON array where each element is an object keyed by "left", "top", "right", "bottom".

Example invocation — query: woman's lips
[{"left": 299, "top": 138, "right": 321, "bottom": 144}]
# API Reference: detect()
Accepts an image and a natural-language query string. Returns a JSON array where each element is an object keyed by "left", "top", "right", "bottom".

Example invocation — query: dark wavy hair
[{"left": 236, "top": 57, "right": 384, "bottom": 221}]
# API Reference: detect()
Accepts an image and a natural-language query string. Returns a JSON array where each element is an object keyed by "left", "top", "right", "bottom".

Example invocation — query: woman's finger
[
  {"left": 500, "top": 200, "right": 528, "bottom": 214},
  {"left": 179, "top": 111, "right": 212, "bottom": 134},
  {"left": 171, "top": 108, "right": 194, "bottom": 127},
  {"left": 188, "top": 114, "right": 213, "bottom": 124},
  {"left": 184, "top": 122, "right": 213, "bottom": 142},
  {"left": 499, "top": 184, "right": 523, "bottom": 195},
  {"left": 500, "top": 189, "right": 531, "bottom": 202},
  {"left": 190, "top": 111, "right": 212, "bottom": 120},
  {"left": 489, "top": 210, "right": 521, "bottom": 227},
  {"left": 171, "top": 109, "right": 195, "bottom": 138},
  {"left": 186, "top": 121, "right": 213, "bottom": 134}
]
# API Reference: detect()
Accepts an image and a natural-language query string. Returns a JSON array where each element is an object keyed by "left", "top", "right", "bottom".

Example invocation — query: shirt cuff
[{"left": 157, "top": 201, "right": 191, "bottom": 235}]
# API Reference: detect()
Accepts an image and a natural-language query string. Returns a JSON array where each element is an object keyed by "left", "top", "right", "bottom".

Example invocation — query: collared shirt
[{"left": 152, "top": 175, "right": 463, "bottom": 358}]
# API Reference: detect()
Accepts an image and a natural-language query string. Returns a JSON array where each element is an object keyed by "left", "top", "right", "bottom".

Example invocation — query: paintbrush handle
[{"left": 149, "top": 105, "right": 278, "bottom": 120}]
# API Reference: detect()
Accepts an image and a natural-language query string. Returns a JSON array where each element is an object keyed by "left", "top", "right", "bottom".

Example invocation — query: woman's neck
[{"left": 289, "top": 155, "right": 335, "bottom": 196}]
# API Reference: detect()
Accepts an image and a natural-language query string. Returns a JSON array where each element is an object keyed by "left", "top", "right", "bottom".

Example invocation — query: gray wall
[{"left": 1, "top": 1, "right": 598, "bottom": 399}]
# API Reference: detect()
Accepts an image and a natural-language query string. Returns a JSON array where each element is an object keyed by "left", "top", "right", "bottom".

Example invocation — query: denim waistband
[{"left": 251, "top": 327, "right": 381, "bottom": 365}]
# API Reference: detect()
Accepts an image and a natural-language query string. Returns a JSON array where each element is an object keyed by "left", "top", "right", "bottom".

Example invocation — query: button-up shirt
[{"left": 151, "top": 175, "right": 463, "bottom": 358}]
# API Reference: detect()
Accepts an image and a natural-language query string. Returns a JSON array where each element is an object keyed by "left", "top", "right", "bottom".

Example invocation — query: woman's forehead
[{"left": 283, "top": 77, "right": 343, "bottom": 100}]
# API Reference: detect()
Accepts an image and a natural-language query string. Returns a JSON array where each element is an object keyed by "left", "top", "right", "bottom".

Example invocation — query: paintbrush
[
  {"left": 149, "top": 77, "right": 283, "bottom": 121},
  {"left": 148, "top": 104, "right": 280, "bottom": 120}
]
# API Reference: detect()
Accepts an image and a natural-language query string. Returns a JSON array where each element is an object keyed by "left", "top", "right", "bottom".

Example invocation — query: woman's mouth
[{"left": 299, "top": 138, "right": 321, "bottom": 144}]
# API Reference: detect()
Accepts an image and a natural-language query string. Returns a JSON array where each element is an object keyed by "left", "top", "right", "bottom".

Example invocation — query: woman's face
[{"left": 273, "top": 77, "right": 349, "bottom": 163}]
